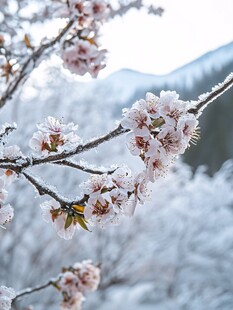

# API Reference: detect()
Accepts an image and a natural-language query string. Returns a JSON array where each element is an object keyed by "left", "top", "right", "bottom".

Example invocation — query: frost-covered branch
[
  {"left": 13, "top": 277, "right": 60, "bottom": 301},
  {"left": 22, "top": 171, "right": 87, "bottom": 210},
  {"left": 189, "top": 72, "right": 233, "bottom": 116},
  {"left": 54, "top": 159, "right": 116, "bottom": 175},
  {"left": 0, "top": 19, "right": 74, "bottom": 109}
]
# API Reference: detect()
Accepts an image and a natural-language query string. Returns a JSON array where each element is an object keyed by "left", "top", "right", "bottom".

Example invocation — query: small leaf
[
  {"left": 64, "top": 214, "right": 73, "bottom": 230},
  {"left": 24, "top": 34, "right": 33, "bottom": 48},
  {"left": 101, "top": 187, "right": 109, "bottom": 194},
  {"left": 151, "top": 117, "right": 165, "bottom": 128},
  {"left": 75, "top": 215, "right": 90, "bottom": 232},
  {"left": 72, "top": 204, "right": 85, "bottom": 213}
]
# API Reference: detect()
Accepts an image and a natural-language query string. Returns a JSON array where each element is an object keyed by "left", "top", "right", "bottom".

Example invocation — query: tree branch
[
  {"left": 0, "top": 73, "right": 233, "bottom": 174},
  {"left": 0, "top": 19, "right": 74, "bottom": 109},
  {"left": 188, "top": 72, "right": 233, "bottom": 116},
  {"left": 13, "top": 276, "right": 60, "bottom": 301},
  {"left": 22, "top": 171, "right": 87, "bottom": 211},
  {"left": 53, "top": 159, "right": 116, "bottom": 175}
]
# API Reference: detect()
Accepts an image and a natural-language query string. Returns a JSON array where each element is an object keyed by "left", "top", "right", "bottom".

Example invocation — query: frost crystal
[{"left": 0, "top": 286, "right": 16, "bottom": 310}]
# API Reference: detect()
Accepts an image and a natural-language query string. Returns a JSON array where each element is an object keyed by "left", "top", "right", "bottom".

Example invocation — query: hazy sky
[{"left": 99, "top": 0, "right": 233, "bottom": 77}]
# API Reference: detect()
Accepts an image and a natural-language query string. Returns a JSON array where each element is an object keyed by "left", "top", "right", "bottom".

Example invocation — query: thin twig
[
  {"left": 31, "top": 124, "right": 128, "bottom": 166},
  {"left": 0, "top": 124, "right": 17, "bottom": 142},
  {"left": 54, "top": 159, "right": 116, "bottom": 175},
  {"left": 0, "top": 19, "right": 74, "bottom": 109},
  {"left": 189, "top": 72, "right": 233, "bottom": 116},
  {"left": 13, "top": 276, "right": 60, "bottom": 301}
]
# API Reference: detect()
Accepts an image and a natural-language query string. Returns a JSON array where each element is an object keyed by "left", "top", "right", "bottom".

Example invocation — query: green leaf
[
  {"left": 151, "top": 117, "right": 165, "bottom": 128},
  {"left": 64, "top": 214, "right": 73, "bottom": 230},
  {"left": 75, "top": 215, "right": 90, "bottom": 232}
]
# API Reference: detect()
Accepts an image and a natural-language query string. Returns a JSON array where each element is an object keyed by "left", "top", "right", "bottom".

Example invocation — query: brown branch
[
  {"left": 22, "top": 171, "right": 87, "bottom": 210},
  {"left": 0, "top": 19, "right": 74, "bottom": 109}
]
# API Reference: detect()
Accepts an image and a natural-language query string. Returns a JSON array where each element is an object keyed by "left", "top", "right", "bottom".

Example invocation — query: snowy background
[{"left": 1, "top": 1, "right": 233, "bottom": 309}]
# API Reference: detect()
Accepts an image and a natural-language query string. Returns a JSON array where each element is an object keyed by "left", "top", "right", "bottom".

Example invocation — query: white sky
[{"left": 99, "top": 0, "right": 233, "bottom": 78}]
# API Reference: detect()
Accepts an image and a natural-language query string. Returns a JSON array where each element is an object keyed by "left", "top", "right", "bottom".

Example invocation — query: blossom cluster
[
  {"left": 57, "top": 260, "right": 100, "bottom": 310},
  {"left": 29, "top": 116, "right": 81, "bottom": 155},
  {"left": 80, "top": 167, "right": 150, "bottom": 227},
  {"left": 0, "top": 285, "right": 16, "bottom": 310},
  {"left": 121, "top": 91, "right": 199, "bottom": 182},
  {"left": 61, "top": 0, "right": 110, "bottom": 77},
  {"left": 0, "top": 144, "right": 21, "bottom": 228},
  {"left": 40, "top": 167, "right": 150, "bottom": 239}
]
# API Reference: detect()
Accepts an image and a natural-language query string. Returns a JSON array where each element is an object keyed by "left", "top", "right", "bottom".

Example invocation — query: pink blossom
[
  {"left": 121, "top": 108, "right": 151, "bottom": 137},
  {"left": 62, "top": 39, "right": 106, "bottom": 78},
  {"left": 80, "top": 174, "right": 110, "bottom": 197},
  {"left": 60, "top": 292, "right": 85, "bottom": 310},
  {"left": 59, "top": 272, "right": 79, "bottom": 297},
  {"left": 37, "top": 116, "right": 78, "bottom": 135},
  {"left": 126, "top": 133, "right": 151, "bottom": 156},
  {"left": 83, "top": 1, "right": 110, "bottom": 21},
  {"left": 157, "top": 127, "right": 183, "bottom": 155},
  {"left": 145, "top": 154, "right": 171, "bottom": 183},
  {"left": 134, "top": 171, "right": 151, "bottom": 204},
  {"left": 177, "top": 114, "right": 199, "bottom": 151},
  {"left": 84, "top": 195, "right": 117, "bottom": 227},
  {"left": 73, "top": 260, "right": 101, "bottom": 293},
  {"left": 158, "top": 91, "right": 187, "bottom": 127},
  {"left": 30, "top": 117, "right": 80, "bottom": 154}
]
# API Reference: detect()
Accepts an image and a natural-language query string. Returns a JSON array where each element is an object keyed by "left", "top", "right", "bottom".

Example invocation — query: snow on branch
[{"left": 189, "top": 72, "right": 233, "bottom": 117}]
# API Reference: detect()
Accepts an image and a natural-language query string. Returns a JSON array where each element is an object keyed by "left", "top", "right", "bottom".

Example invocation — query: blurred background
[{"left": 1, "top": 0, "right": 233, "bottom": 309}]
